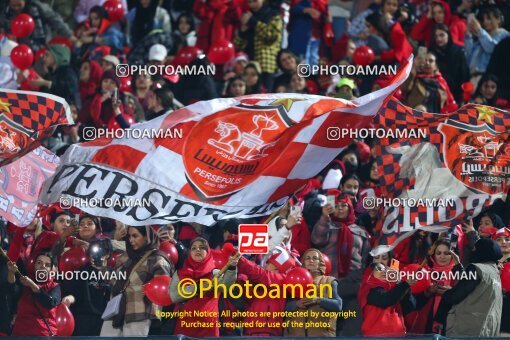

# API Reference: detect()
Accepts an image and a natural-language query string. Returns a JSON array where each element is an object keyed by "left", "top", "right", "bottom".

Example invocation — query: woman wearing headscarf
[
  {"left": 79, "top": 60, "right": 104, "bottom": 107},
  {"left": 411, "top": 0, "right": 466, "bottom": 47},
  {"left": 492, "top": 227, "right": 510, "bottom": 334},
  {"left": 357, "top": 261, "right": 417, "bottom": 336},
  {"left": 311, "top": 192, "right": 371, "bottom": 335},
  {"left": 407, "top": 239, "right": 460, "bottom": 334},
  {"left": 285, "top": 249, "right": 342, "bottom": 337},
  {"left": 100, "top": 225, "right": 173, "bottom": 336},
  {"left": 81, "top": 70, "right": 133, "bottom": 130},
  {"left": 128, "top": 0, "right": 172, "bottom": 46},
  {"left": 430, "top": 23, "right": 470, "bottom": 104},
  {"left": 169, "top": 237, "right": 239, "bottom": 337},
  {"left": 75, "top": 5, "right": 126, "bottom": 59},
  {"left": 434, "top": 238, "right": 503, "bottom": 336}
]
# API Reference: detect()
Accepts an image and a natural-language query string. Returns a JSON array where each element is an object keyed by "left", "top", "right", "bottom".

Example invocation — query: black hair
[
  {"left": 80, "top": 214, "right": 101, "bottom": 233},
  {"left": 479, "top": 6, "right": 503, "bottom": 24},
  {"left": 340, "top": 173, "right": 361, "bottom": 188},
  {"left": 35, "top": 252, "right": 57, "bottom": 268},
  {"left": 130, "top": 225, "right": 148, "bottom": 237},
  {"left": 474, "top": 73, "right": 500, "bottom": 104},
  {"left": 50, "top": 210, "right": 72, "bottom": 224},
  {"left": 226, "top": 75, "right": 246, "bottom": 97},
  {"left": 365, "top": 251, "right": 394, "bottom": 270},
  {"left": 153, "top": 87, "right": 175, "bottom": 109},
  {"left": 276, "top": 49, "right": 299, "bottom": 72},
  {"left": 365, "top": 11, "right": 391, "bottom": 42},
  {"left": 90, "top": 5, "right": 109, "bottom": 20},
  {"left": 176, "top": 12, "right": 196, "bottom": 33},
  {"left": 478, "top": 211, "right": 505, "bottom": 229},
  {"left": 430, "top": 23, "right": 453, "bottom": 50}
]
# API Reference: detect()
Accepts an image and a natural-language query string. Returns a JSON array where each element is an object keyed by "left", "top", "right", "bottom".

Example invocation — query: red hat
[
  {"left": 492, "top": 227, "right": 510, "bottom": 240},
  {"left": 268, "top": 246, "right": 296, "bottom": 273}
]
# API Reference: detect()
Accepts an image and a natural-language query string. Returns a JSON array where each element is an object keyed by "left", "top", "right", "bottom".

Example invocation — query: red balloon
[
  {"left": 59, "top": 247, "right": 89, "bottom": 273},
  {"left": 173, "top": 46, "right": 203, "bottom": 67},
  {"left": 107, "top": 251, "right": 121, "bottom": 268},
  {"left": 502, "top": 263, "right": 510, "bottom": 293},
  {"left": 119, "top": 76, "right": 132, "bottom": 93},
  {"left": 352, "top": 46, "right": 375, "bottom": 66},
  {"left": 207, "top": 40, "right": 235, "bottom": 65},
  {"left": 211, "top": 249, "right": 228, "bottom": 269},
  {"left": 143, "top": 275, "right": 172, "bottom": 306},
  {"left": 322, "top": 253, "right": 332, "bottom": 276},
  {"left": 160, "top": 241, "right": 179, "bottom": 265},
  {"left": 402, "top": 264, "right": 432, "bottom": 294},
  {"left": 103, "top": 0, "right": 124, "bottom": 22},
  {"left": 11, "top": 13, "right": 35, "bottom": 38},
  {"left": 25, "top": 257, "right": 36, "bottom": 277},
  {"left": 380, "top": 49, "right": 395, "bottom": 64},
  {"left": 284, "top": 267, "right": 314, "bottom": 298},
  {"left": 56, "top": 304, "right": 75, "bottom": 336},
  {"left": 10, "top": 44, "right": 34, "bottom": 70}
]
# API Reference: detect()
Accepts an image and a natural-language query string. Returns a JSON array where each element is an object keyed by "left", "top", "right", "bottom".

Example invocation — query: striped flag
[{"left": 39, "top": 58, "right": 412, "bottom": 226}]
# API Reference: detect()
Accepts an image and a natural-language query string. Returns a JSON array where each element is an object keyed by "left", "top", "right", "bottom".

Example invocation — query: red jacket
[
  {"left": 291, "top": 220, "right": 311, "bottom": 255},
  {"left": 237, "top": 257, "right": 287, "bottom": 336},
  {"left": 410, "top": 0, "right": 466, "bottom": 46},
  {"left": 11, "top": 281, "right": 60, "bottom": 336}
]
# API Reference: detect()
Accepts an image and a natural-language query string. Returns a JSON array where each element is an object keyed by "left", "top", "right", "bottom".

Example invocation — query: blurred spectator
[
  {"left": 23, "top": 45, "right": 79, "bottom": 105},
  {"left": 402, "top": 51, "right": 457, "bottom": 113},
  {"left": 334, "top": 77, "right": 357, "bottom": 100},
  {"left": 41, "top": 0, "right": 78, "bottom": 28},
  {"left": 75, "top": 6, "right": 125, "bottom": 59},
  {"left": 289, "top": 73, "right": 308, "bottom": 94},
  {"left": 74, "top": 0, "right": 128, "bottom": 24},
  {"left": 348, "top": 0, "right": 382, "bottom": 46},
  {"left": 131, "top": 71, "right": 152, "bottom": 112},
  {"left": 127, "top": 28, "right": 174, "bottom": 66},
  {"left": 473, "top": 74, "right": 509, "bottom": 109},
  {"left": 145, "top": 87, "right": 174, "bottom": 121},
  {"left": 430, "top": 23, "right": 470, "bottom": 103},
  {"left": 274, "top": 49, "right": 299, "bottom": 91},
  {"left": 485, "top": 36, "right": 510, "bottom": 99},
  {"left": 244, "top": 61, "right": 266, "bottom": 94},
  {"left": 171, "top": 12, "right": 197, "bottom": 51},
  {"left": 148, "top": 43, "right": 167, "bottom": 65},
  {"left": 127, "top": 0, "right": 172, "bottom": 47},
  {"left": 465, "top": 7, "right": 509, "bottom": 79},
  {"left": 225, "top": 75, "right": 247, "bottom": 97},
  {"left": 193, "top": 0, "right": 242, "bottom": 53},
  {"left": 411, "top": 0, "right": 467, "bottom": 47},
  {"left": 100, "top": 55, "right": 120, "bottom": 71},
  {"left": 223, "top": 52, "right": 249, "bottom": 82},
  {"left": 172, "top": 57, "right": 218, "bottom": 105},
  {"left": 0, "top": 0, "right": 73, "bottom": 51},
  {"left": 79, "top": 60, "right": 104, "bottom": 105},
  {"left": 235, "top": 0, "right": 283, "bottom": 91}
]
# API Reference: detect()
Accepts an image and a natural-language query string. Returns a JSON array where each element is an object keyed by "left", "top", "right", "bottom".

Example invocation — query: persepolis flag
[
  {"left": 373, "top": 98, "right": 510, "bottom": 248},
  {"left": 0, "top": 147, "right": 59, "bottom": 226},
  {"left": 0, "top": 89, "right": 73, "bottom": 167},
  {"left": 39, "top": 59, "right": 412, "bottom": 226}
]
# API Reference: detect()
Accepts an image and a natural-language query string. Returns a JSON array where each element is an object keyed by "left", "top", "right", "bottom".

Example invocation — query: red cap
[{"left": 268, "top": 247, "right": 296, "bottom": 273}]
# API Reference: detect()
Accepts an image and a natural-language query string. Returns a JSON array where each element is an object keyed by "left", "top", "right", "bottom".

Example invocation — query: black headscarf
[
  {"left": 471, "top": 238, "right": 503, "bottom": 263},
  {"left": 132, "top": 0, "right": 158, "bottom": 45}
]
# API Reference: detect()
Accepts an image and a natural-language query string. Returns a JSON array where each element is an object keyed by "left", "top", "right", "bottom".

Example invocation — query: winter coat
[
  {"left": 0, "top": 0, "right": 72, "bottom": 51},
  {"left": 110, "top": 251, "right": 172, "bottom": 324},
  {"left": 287, "top": 0, "right": 328, "bottom": 58},
  {"left": 11, "top": 281, "right": 61, "bottom": 336},
  {"left": 465, "top": 28, "right": 509, "bottom": 75},
  {"left": 127, "top": 6, "right": 171, "bottom": 46},
  {"left": 402, "top": 70, "right": 457, "bottom": 113},
  {"left": 486, "top": 37, "right": 510, "bottom": 99},
  {"left": 410, "top": 0, "right": 466, "bottom": 47},
  {"left": 234, "top": 5, "right": 283, "bottom": 73}
]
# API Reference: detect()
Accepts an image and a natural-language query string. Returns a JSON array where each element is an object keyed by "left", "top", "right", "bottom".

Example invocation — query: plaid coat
[
  {"left": 112, "top": 251, "right": 173, "bottom": 324},
  {"left": 235, "top": 8, "right": 283, "bottom": 74}
]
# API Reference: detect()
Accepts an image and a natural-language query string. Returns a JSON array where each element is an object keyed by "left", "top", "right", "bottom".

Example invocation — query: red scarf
[
  {"left": 358, "top": 271, "right": 397, "bottom": 311},
  {"left": 178, "top": 246, "right": 216, "bottom": 280},
  {"left": 79, "top": 60, "right": 103, "bottom": 100},
  {"left": 335, "top": 196, "right": 355, "bottom": 278}
]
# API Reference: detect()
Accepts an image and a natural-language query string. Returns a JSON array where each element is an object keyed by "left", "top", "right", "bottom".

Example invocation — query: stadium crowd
[{"left": 0, "top": 0, "right": 509, "bottom": 337}]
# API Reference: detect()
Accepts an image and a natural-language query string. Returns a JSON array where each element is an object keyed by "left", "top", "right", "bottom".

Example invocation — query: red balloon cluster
[
  {"left": 322, "top": 253, "right": 332, "bottom": 276},
  {"left": 173, "top": 46, "right": 203, "bottom": 67},
  {"left": 402, "top": 264, "right": 432, "bottom": 294},
  {"left": 11, "top": 13, "right": 35, "bottom": 38},
  {"left": 59, "top": 247, "right": 89, "bottom": 273},
  {"left": 160, "top": 241, "right": 179, "bottom": 265},
  {"left": 352, "top": 46, "right": 375, "bottom": 66},
  {"left": 10, "top": 44, "right": 33, "bottom": 70},
  {"left": 502, "top": 262, "right": 510, "bottom": 293},
  {"left": 143, "top": 275, "right": 172, "bottom": 306},
  {"left": 208, "top": 40, "right": 235, "bottom": 65},
  {"left": 284, "top": 267, "right": 314, "bottom": 298},
  {"left": 56, "top": 304, "right": 75, "bottom": 336},
  {"left": 103, "top": 0, "right": 124, "bottom": 22}
]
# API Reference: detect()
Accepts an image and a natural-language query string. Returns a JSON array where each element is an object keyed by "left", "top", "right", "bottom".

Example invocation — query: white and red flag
[{"left": 39, "top": 59, "right": 412, "bottom": 226}]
